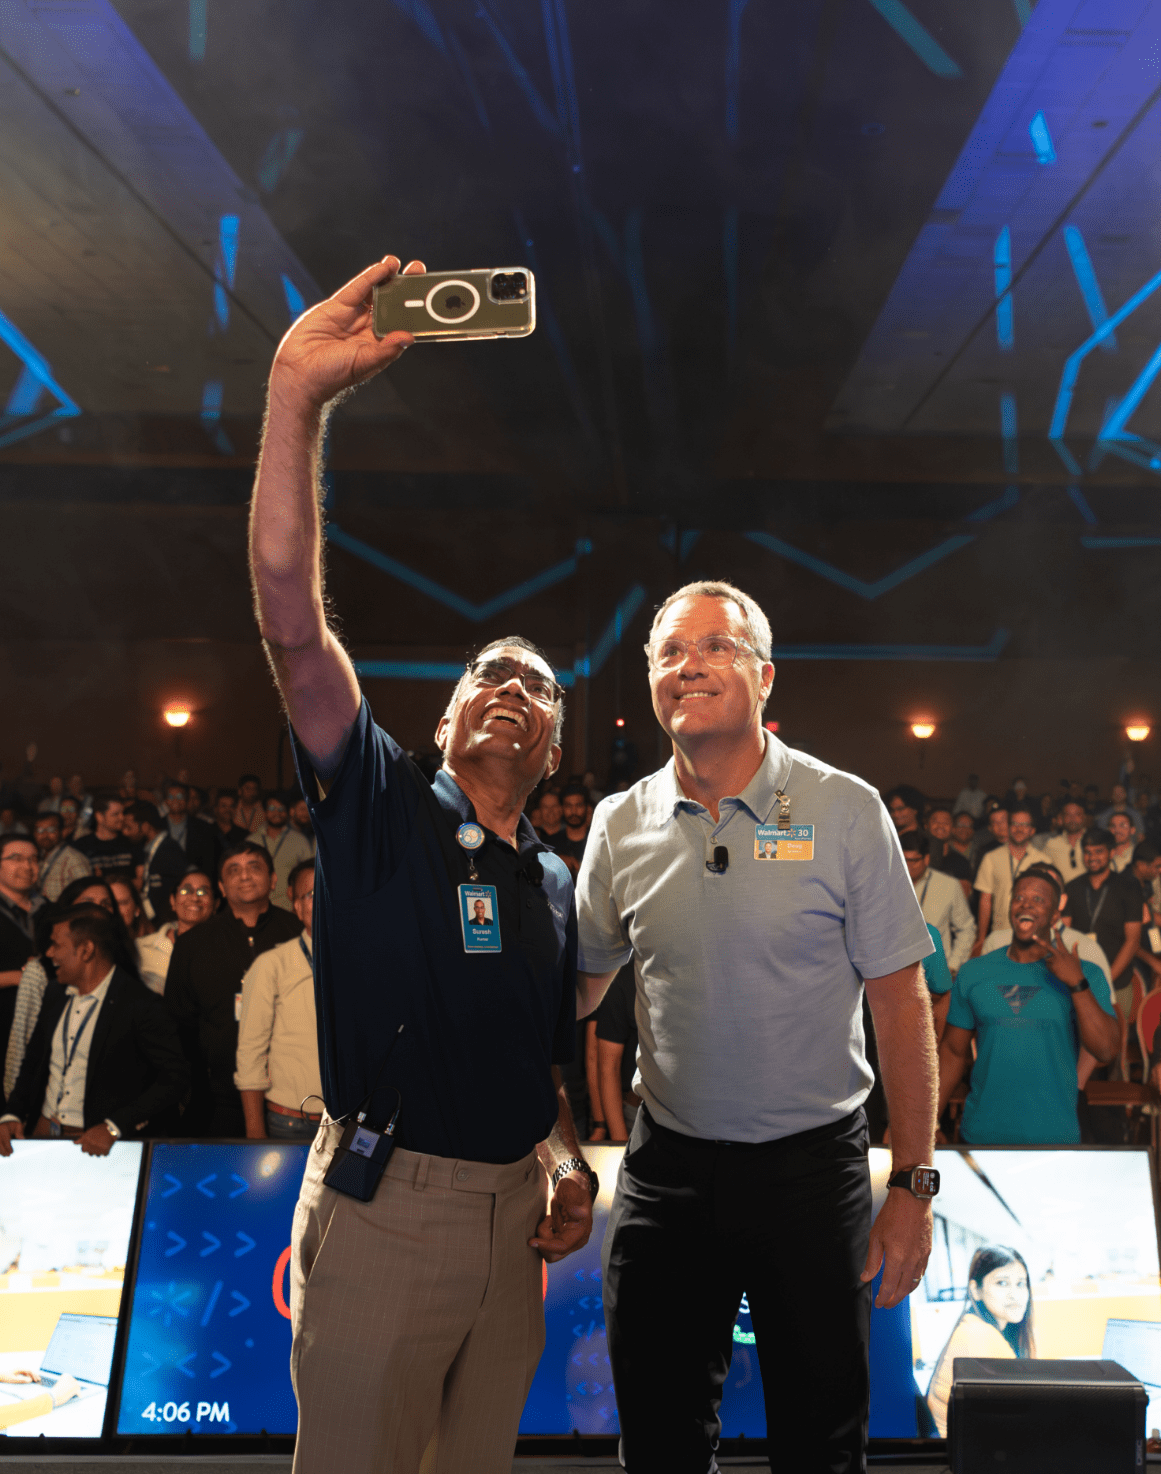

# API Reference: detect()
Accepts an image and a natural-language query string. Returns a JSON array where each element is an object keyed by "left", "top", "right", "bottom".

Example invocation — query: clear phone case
[{"left": 373, "top": 268, "right": 536, "bottom": 341}]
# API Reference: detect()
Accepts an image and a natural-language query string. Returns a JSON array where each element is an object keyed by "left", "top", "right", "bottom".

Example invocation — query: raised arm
[{"left": 249, "top": 255, "right": 424, "bottom": 778}]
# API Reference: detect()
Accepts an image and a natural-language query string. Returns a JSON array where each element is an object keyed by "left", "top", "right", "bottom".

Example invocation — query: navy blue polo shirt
[{"left": 292, "top": 697, "right": 576, "bottom": 1164}]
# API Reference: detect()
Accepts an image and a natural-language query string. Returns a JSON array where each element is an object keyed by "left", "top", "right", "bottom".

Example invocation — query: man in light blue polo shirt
[
  {"left": 576, "top": 579, "right": 939, "bottom": 1474},
  {"left": 937, "top": 869, "right": 1119, "bottom": 1144}
]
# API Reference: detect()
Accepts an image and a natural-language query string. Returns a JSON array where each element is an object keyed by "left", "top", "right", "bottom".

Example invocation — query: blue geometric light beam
[
  {"left": 354, "top": 583, "right": 646, "bottom": 688},
  {"left": 1095, "top": 339, "right": 1161, "bottom": 473},
  {"left": 281, "top": 275, "right": 306, "bottom": 324},
  {"left": 1000, "top": 393, "right": 1018, "bottom": 473},
  {"left": 865, "top": 0, "right": 962, "bottom": 78},
  {"left": 725, "top": 0, "right": 750, "bottom": 140},
  {"left": 326, "top": 524, "right": 590, "bottom": 622},
  {"left": 744, "top": 531, "right": 975, "bottom": 601},
  {"left": 1048, "top": 265, "right": 1161, "bottom": 474},
  {"left": 212, "top": 214, "right": 239, "bottom": 332},
  {"left": 475, "top": 4, "right": 560, "bottom": 134},
  {"left": 579, "top": 584, "right": 647, "bottom": 678},
  {"left": 994, "top": 227, "right": 1013, "bottom": 351},
  {"left": 0, "top": 307, "right": 81, "bottom": 448},
  {"left": 1062, "top": 226, "right": 1115, "bottom": 351},
  {"left": 770, "top": 630, "right": 1009, "bottom": 661},
  {"left": 1029, "top": 110, "right": 1056, "bottom": 165}
]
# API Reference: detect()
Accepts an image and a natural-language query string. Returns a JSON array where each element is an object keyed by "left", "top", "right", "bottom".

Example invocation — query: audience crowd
[{"left": 1, "top": 757, "right": 1158, "bottom": 1156}]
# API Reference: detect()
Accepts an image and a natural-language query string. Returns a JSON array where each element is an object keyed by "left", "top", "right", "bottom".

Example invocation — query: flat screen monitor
[
  {"left": 0, "top": 1140, "right": 143, "bottom": 1439},
  {"left": 114, "top": 1141, "right": 309, "bottom": 1436},
  {"left": 522, "top": 1145, "right": 1161, "bottom": 1439}
]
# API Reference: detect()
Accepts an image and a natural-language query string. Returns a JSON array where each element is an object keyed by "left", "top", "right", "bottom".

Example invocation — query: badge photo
[
  {"left": 459, "top": 883, "right": 501, "bottom": 952},
  {"left": 755, "top": 823, "right": 815, "bottom": 861}
]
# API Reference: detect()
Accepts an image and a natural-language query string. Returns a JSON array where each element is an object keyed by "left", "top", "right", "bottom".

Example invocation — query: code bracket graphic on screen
[{"left": 115, "top": 1142, "right": 309, "bottom": 1436}]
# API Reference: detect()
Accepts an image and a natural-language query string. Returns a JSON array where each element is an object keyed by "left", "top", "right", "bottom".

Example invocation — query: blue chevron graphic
[
  {"left": 745, "top": 531, "right": 975, "bottom": 599},
  {"left": 0, "top": 306, "right": 81, "bottom": 449},
  {"left": 326, "top": 524, "right": 590, "bottom": 621},
  {"left": 770, "top": 630, "right": 1009, "bottom": 661},
  {"left": 355, "top": 584, "right": 648, "bottom": 688}
]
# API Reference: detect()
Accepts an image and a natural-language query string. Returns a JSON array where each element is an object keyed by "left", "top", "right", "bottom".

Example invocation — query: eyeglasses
[
  {"left": 468, "top": 657, "right": 562, "bottom": 706},
  {"left": 0, "top": 852, "right": 38, "bottom": 866},
  {"left": 177, "top": 884, "right": 212, "bottom": 898},
  {"left": 644, "top": 635, "right": 758, "bottom": 670}
]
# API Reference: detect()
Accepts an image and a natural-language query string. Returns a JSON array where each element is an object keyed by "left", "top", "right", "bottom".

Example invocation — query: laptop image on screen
[
  {"left": 35, "top": 1312, "right": 119, "bottom": 1395},
  {"left": 1102, "top": 1319, "right": 1161, "bottom": 1407}
]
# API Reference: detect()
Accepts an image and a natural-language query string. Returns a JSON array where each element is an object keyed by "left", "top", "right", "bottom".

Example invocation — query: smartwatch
[
  {"left": 1066, "top": 977, "right": 1090, "bottom": 995},
  {"left": 551, "top": 1156, "right": 599, "bottom": 1202},
  {"left": 887, "top": 1164, "right": 940, "bottom": 1200}
]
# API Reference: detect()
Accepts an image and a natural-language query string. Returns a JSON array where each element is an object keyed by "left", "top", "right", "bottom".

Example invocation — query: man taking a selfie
[{"left": 250, "top": 255, "right": 593, "bottom": 1474}]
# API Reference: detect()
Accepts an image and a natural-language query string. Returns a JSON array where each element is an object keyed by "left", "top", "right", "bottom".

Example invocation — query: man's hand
[
  {"left": 76, "top": 1123, "right": 115, "bottom": 1157},
  {"left": 270, "top": 256, "right": 426, "bottom": 412},
  {"left": 0, "top": 1120, "right": 24, "bottom": 1157},
  {"left": 1027, "top": 931, "right": 1086, "bottom": 988},
  {"left": 529, "top": 1174, "right": 593, "bottom": 1264},
  {"left": 860, "top": 1189, "right": 933, "bottom": 1308}
]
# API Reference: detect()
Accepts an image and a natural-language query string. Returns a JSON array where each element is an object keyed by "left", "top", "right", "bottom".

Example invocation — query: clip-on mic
[
  {"left": 524, "top": 857, "right": 544, "bottom": 887},
  {"left": 705, "top": 845, "right": 729, "bottom": 874}
]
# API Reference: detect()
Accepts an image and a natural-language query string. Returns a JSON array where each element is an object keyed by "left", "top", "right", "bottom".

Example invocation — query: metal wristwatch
[
  {"left": 103, "top": 1118, "right": 123, "bottom": 1140},
  {"left": 551, "top": 1155, "right": 599, "bottom": 1201},
  {"left": 886, "top": 1164, "right": 940, "bottom": 1199}
]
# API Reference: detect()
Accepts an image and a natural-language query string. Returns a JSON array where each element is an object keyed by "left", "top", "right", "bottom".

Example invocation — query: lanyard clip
[{"left": 775, "top": 789, "right": 792, "bottom": 830}]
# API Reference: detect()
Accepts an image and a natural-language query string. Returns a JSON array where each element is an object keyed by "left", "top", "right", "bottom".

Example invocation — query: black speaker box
[{"left": 948, "top": 1358, "right": 1146, "bottom": 1474}]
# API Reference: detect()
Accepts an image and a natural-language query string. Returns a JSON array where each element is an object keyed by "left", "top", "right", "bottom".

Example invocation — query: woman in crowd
[
  {"left": 1, "top": 876, "right": 139, "bottom": 1101},
  {"left": 108, "top": 871, "right": 147, "bottom": 938},
  {"left": 136, "top": 866, "right": 216, "bottom": 996},
  {"left": 926, "top": 1245, "right": 1035, "bottom": 1436}
]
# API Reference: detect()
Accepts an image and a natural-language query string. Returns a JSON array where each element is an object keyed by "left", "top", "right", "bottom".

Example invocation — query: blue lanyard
[
  {"left": 54, "top": 994, "right": 100, "bottom": 1116},
  {"left": 298, "top": 937, "right": 313, "bottom": 974}
]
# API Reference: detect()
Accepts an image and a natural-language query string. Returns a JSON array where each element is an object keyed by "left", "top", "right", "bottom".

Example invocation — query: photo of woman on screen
[{"left": 926, "top": 1245, "right": 1036, "bottom": 1436}]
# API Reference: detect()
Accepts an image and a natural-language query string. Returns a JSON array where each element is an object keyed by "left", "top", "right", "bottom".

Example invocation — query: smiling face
[
  {"left": 1009, "top": 875, "right": 1057, "bottom": 944},
  {"left": 174, "top": 873, "right": 215, "bottom": 926},
  {"left": 927, "top": 809, "right": 952, "bottom": 843},
  {"left": 219, "top": 849, "right": 273, "bottom": 908},
  {"left": 648, "top": 596, "right": 773, "bottom": 747},
  {"left": 435, "top": 643, "right": 562, "bottom": 788},
  {"left": 1008, "top": 811, "right": 1035, "bottom": 847},
  {"left": 972, "top": 1262, "right": 1029, "bottom": 1331},
  {"left": 1109, "top": 813, "right": 1134, "bottom": 847}
]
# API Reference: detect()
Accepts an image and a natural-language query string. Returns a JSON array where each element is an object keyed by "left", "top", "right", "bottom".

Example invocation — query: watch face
[{"left": 914, "top": 1166, "right": 940, "bottom": 1198}]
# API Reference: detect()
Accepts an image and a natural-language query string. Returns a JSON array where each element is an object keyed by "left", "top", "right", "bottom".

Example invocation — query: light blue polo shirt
[
  {"left": 576, "top": 732, "right": 934, "bottom": 1142},
  {"left": 947, "top": 950, "right": 1114, "bottom": 1145}
]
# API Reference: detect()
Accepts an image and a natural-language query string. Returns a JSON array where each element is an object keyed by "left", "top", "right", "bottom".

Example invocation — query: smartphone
[{"left": 372, "top": 268, "right": 535, "bottom": 342}]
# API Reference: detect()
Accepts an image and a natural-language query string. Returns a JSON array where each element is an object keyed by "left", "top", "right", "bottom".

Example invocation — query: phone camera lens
[{"left": 490, "top": 272, "right": 528, "bottom": 302}]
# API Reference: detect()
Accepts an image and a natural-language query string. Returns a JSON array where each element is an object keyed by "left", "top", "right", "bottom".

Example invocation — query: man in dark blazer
[
  {"left": 122, "top": 801, "right": 188, "bottom": 924},
  {"left": 0, "top": 904, "right": 188, "bottom": 1155}
]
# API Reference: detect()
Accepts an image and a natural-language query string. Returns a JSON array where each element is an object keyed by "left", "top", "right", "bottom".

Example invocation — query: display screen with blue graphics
[{"left": 115, "top": 1142, "right": 309, "bottom": 1435}]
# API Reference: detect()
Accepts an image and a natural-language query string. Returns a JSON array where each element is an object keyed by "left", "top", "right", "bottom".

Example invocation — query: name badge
[
  {"left": 234, "top": 991, "right": 243, "bottom": 1022},
  {"left": 1149, "top": 927, "right": 1161, "bottom": 955},
  {"left": 754, "top": 823, "right": 814, "bottom": 861},
  {"left": 350, "top": 1126, "right": 380, "bottom": 1158},
  {"left": 459, "top": 884, "right": 501, "bottom": 952}
]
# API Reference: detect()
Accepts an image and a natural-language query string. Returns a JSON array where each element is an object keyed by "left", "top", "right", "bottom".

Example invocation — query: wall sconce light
[
  {"left": 910, "top": 722, "right": 936, "bottom": 740},
  {"left": 164, "top": 707, "right": 192, "bottom": 728},
  {"left": 1126, "top": 723, "right": 1151, "bottom": 743}
]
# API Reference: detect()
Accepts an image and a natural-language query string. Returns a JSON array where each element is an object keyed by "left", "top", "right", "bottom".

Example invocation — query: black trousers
[{"left": 602, "top": 1105, "right": 873, "bottom": 1474}]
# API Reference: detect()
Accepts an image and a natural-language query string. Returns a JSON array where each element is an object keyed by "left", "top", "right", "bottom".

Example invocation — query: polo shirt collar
[
  {"left": 431, "top": 767, "right": 543, "bottom": 854},
  {"left": 647, "top": 729, "right": 795, "bottom": 827}
]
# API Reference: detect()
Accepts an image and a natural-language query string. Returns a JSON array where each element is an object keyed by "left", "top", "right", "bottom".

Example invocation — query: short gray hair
[
  {"left": 442, "top": 635, "right": 565, "bottom": 747},
  {"left": 648, "top": 580, "right": 773, "bottom": 664}
]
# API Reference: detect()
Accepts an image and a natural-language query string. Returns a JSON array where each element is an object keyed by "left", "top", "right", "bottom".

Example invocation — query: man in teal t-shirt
[
  {"left": 923, "top": 923, "right": 953, "bottom": 1040},
  {"left": 937, "top": 868, "right": 1119, "bottom": 1144}
]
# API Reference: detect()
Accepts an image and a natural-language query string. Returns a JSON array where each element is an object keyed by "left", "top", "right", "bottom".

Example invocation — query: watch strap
[
  {"left": 103, "top": 1118, "right": 123, "bottom": 1139},
  {"left": 1066, "top": 976, "right": 1090, "bottom": 994}
]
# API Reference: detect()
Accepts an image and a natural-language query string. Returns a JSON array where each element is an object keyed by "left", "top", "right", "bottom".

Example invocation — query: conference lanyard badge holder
[{"left": 322, "top": 1025, "right": 404, "bottom": 1203}]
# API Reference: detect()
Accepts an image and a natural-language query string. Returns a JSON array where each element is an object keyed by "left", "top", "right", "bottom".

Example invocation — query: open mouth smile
[{"left": 483, "top": 705, "right": 527, "bottom": 731}]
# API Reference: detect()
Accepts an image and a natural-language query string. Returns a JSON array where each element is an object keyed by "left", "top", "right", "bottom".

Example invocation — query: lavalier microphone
[{"left": 705, "top": 846, "right": 729, "bottom": 874}]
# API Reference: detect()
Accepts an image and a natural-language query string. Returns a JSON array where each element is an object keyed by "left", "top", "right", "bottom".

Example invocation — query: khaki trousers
[{"left": 290, "top": 1118, "right": 547, "bottom": 1474}]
